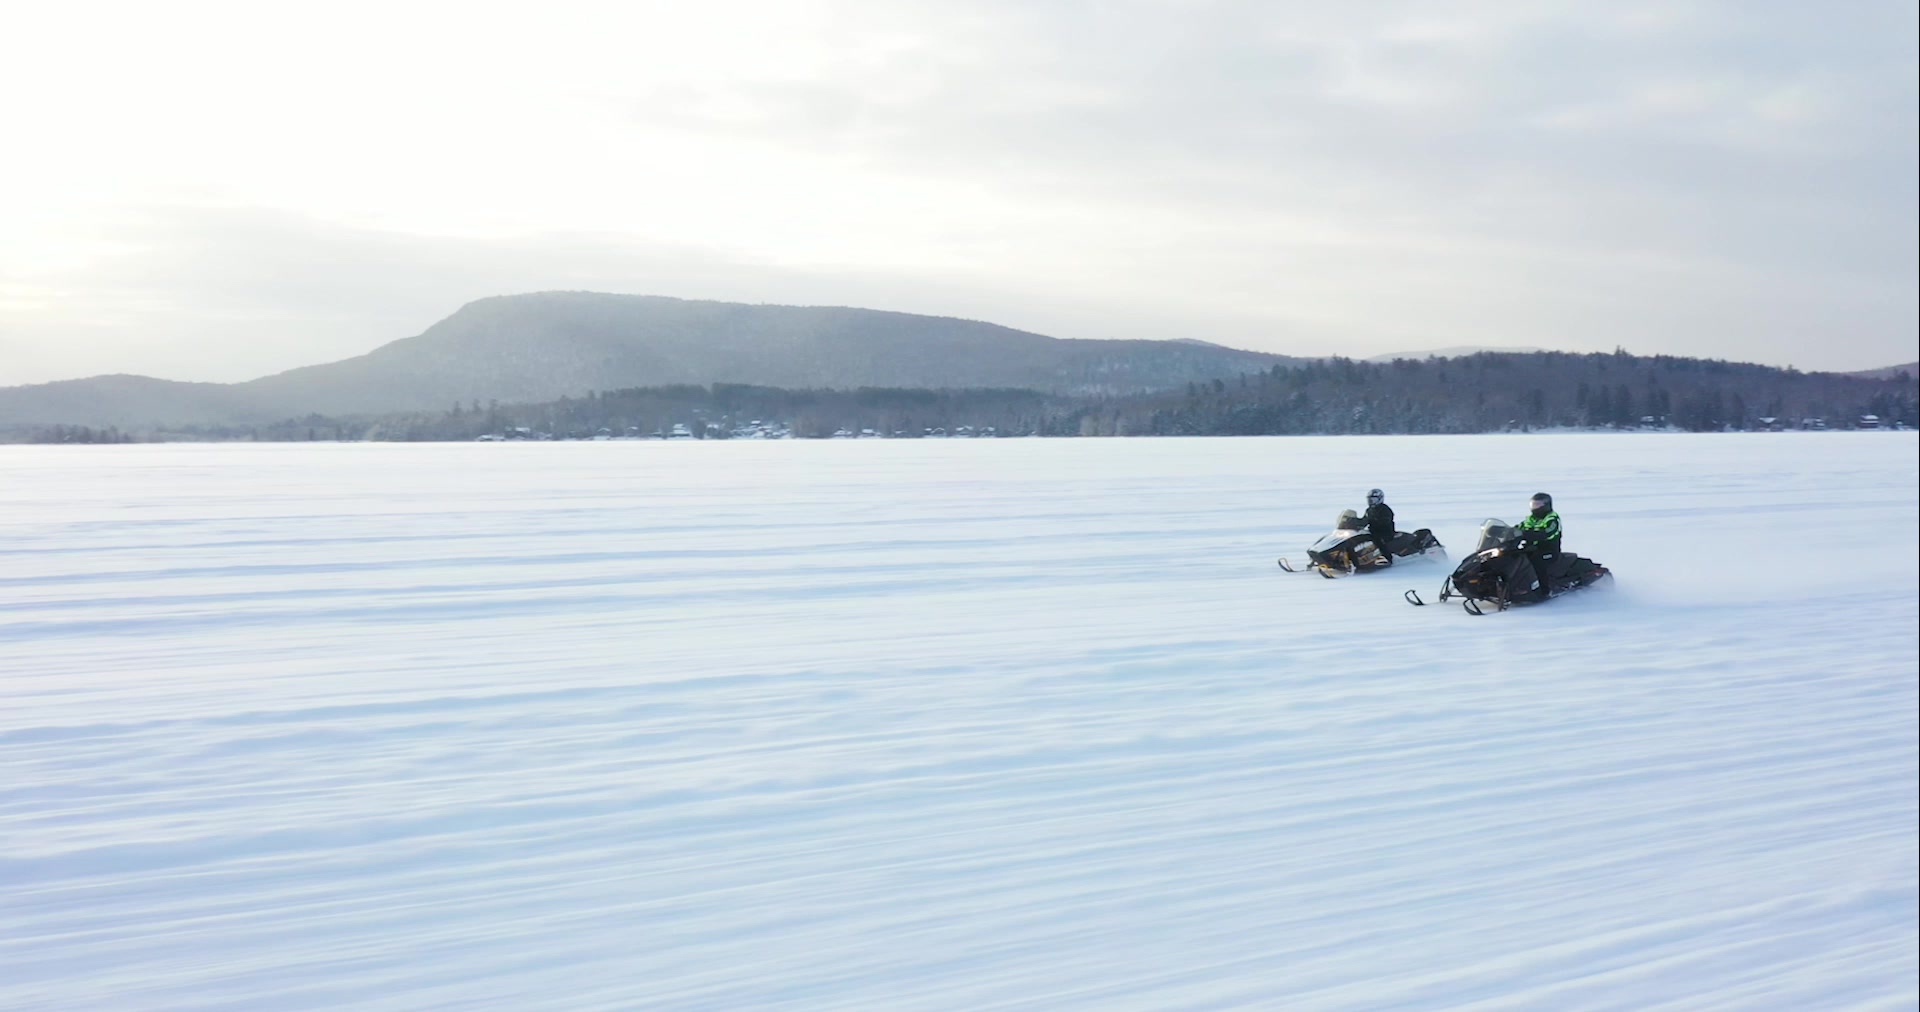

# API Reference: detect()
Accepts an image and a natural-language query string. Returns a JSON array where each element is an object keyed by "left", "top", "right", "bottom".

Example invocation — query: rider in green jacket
[{"left": 1516, "top": 492, "right": 1564, "bottom": 581}]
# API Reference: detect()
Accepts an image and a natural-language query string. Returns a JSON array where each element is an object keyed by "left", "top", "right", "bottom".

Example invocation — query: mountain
[{"left": 0, "top": 293, "right": 1301, "bottom": 428}]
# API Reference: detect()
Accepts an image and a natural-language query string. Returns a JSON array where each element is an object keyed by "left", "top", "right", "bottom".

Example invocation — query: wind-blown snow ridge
[{"left": 2, "top": 434, "right": 1915, "bottom": 1010}]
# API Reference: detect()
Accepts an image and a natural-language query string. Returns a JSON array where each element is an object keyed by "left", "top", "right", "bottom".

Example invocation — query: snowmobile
[
  {"left": 1404, "top": 518, "right": 1613, "bottom": 614},
  {"left": 1278, "top": 510, "right": 1447, "bottom": 578}
]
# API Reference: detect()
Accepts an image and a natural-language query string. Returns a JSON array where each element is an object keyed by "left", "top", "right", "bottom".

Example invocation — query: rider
[
  {"left": 1515, "top": 492, "right": 1565, "bottom": 584},
  {"left": 1358, "top": 488, "right": 1398, "bottom": 566}
]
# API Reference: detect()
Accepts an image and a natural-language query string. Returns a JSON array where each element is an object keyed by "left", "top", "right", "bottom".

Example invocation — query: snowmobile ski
[{"left": 1280, "top": 556, "right": 1349, "bottom": 578}]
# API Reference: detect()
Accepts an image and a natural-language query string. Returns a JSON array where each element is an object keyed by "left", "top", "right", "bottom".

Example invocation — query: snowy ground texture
[{"left": 3, "top": 434, "right": 1916, "bottom": 1011}]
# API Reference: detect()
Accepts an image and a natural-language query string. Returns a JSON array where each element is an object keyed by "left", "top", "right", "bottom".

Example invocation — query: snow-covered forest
[{"left": 53, "top": 350, "right": 1916, "bottom": 444}]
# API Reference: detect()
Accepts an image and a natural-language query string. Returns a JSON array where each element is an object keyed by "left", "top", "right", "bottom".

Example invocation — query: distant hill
[
  {"left": 0, "top": 375, "right": 271, "bottom": 430},
  {"left": 1844, "top": 362, "right": 1918, "bottom": 381},
  {"left": 1368, "top": 345, "right": 1547, "bottom": 362},
  {"left": 0, "top": 293, "right": 1300, "bottom": 428}
]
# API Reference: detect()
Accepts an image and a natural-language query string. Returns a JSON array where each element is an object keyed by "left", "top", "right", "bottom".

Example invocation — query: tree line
[
  {"left": 13, "top": 350, "right": 1914, "bottom": 442},
  {"left": 1081, "top": 350, "right": 1916, "bottom": 436},
  {"left": 21, "top": 425, "right": 137, "bottom": 444}
]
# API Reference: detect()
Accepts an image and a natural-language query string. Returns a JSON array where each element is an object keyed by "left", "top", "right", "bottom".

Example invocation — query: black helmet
[
  {"left": 1367, "top": 488, "right": 1384, "bottom": 506},
  {"left": 1529, "top": 492, "right": 1553, "bottom": 514}
]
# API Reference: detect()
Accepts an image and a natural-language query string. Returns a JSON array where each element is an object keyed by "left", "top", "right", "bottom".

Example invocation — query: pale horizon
[{"left": 3, "top": 0, "right": 1915, "bottom": 387}]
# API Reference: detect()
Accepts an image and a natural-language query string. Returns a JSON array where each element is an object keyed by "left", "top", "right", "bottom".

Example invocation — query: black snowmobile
[
  {"left": 1404, "top": 518, "right": 1613, "bottom": 614},
  {"left": 1279, "top": 510, "right": 1446, "bottom": 578}
]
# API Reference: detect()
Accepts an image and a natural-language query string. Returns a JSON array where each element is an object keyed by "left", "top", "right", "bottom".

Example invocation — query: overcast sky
[{"left": 1, "top": 0, "right": 1914, "bottom": 386}]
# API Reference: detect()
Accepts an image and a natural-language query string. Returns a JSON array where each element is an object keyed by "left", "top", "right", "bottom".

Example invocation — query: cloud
[
  {"left": 0, "top": 206, "right": 805, "bottom": 384},
  {"left": 0, "top": 0, "right": 1913, "bottom": 384},
  {"left": 0, "top": 202, "right": 1194, "bottom": 384}
]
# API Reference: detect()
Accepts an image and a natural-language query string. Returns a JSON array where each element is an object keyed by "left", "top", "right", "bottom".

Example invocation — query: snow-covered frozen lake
[{"left": 3, "top": 434, "right": 1916, "bottom": 1010}]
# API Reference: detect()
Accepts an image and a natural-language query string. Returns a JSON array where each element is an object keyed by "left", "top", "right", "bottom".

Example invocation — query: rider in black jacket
[{"left": 1359, "top": 488, "right": 1398, "bottom": 566}]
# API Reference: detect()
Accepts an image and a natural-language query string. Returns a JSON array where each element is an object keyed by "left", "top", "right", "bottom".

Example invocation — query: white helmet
[{"left": 1367, "top": 488, "right": 1384, "bottom": 506}]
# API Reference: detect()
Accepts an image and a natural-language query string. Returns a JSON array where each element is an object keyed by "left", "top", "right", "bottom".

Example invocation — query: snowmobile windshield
[
  {"left": 1310, "top": 529, "right": 1356, "bottom": 552},
  {"left": 1475, "top": 519, "right": 1514, "bottom": 553}
]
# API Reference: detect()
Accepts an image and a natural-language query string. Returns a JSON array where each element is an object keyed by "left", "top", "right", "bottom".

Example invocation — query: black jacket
[{"left": 1361, "top": 503, "right": 1395, "bottom": 546}]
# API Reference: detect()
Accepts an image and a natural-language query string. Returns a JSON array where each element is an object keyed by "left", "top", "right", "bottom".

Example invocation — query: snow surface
[{"left": 3, "top": 433, "right": 1916, "bottom": 1011}]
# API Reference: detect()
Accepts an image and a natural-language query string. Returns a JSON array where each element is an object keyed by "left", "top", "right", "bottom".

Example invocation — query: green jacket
[{"left": 1517, "top": 511, "right": 1561, "bottom": 553}]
